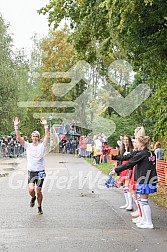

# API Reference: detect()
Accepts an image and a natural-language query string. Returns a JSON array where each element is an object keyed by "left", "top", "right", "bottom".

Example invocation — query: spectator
[
  {"left": 116, "top": 135, "right": 123, "bottom": 149},
  {"left": 66, "top": 139, "right": 74, "bottom": 154},
  {"left": 102, "top": 142, "right": 111, "bottom": 163},
  {"left": 94, "top": 135, "right": 102, "bottom": 164},
  {"left": 154, "top": 142, "right": 164, "bottom": 160},
  {"left": 79, "top": 136, "right": 86, "bottom": 157},
  {"left": 69, "top": 126, "right": 75, "bottom": 136},
  {"left": 59, "top": 135, "right": 67, "bottom": 154},
  {"left": 116, "top": 135, "right": 134, "bottom": 210},
  {"left": 101, "top": 133, "right": 108, "bottom": 143},
  {"left": 86, "top": 134, "right": 94, "bottom": 158}
]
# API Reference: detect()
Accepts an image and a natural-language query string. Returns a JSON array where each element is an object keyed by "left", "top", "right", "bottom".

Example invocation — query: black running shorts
[{"left": 28, "top": 171, "right": 45, "bottom": 188}]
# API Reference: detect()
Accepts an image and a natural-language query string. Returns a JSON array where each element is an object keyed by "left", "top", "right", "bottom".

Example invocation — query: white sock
[
  {"left": 141, "top": 199, "right": 152, "bottom": 225},
  {"left": 123, "top": 187, "right": 129, "bottom": 205},
  {"left": 127, "top": 192, "right": 133, "bottom": 208},
  {"left": 132, "top": 194, "right": 138, "bottom": 208},
  {"left": 136, "top": 195, "right": 142, "bottom": 217}
]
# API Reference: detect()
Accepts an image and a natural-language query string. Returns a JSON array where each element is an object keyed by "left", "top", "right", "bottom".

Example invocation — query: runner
[{"left": 13, "top": 117, "right": 49, "bottom": 215}]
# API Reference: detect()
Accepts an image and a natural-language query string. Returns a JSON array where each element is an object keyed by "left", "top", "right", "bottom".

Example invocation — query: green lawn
[{"left": 84, "top": 158, "right": 114, "bottom": 175}]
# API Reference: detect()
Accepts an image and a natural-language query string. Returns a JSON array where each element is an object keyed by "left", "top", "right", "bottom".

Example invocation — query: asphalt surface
[{"left": 0, "top": 153, "right": 167, "bottom": 252}]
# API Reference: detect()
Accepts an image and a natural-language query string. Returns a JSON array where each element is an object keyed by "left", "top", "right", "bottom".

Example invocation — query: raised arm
[
  {"left": 13, "top": 117, "right": 25, "bottom": 145},
  {"left": 114, "top": 150, "right": 147, "bottom": 175},
  {"left": 40, "top": 117, "right": 49, "bottom": 147},
  {"left": 112, "top": 151, "right": 138, "bottom": 161}
]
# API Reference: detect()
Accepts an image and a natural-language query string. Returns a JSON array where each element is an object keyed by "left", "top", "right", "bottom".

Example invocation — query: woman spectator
[
  {"left": 112, "top": 135, "right": 134, "bottom": 210},
  {"left": 131, "top": 126, "right": 146, "bottom": 218},
  {"left": 94, "top": 135, "right": 102, "bottom": 164},
  {"left": 129, "top": 138, "right": 141, "bottom": 218},
  {"left": 79, "top": 136, "right": 86, "bottom": 157}
]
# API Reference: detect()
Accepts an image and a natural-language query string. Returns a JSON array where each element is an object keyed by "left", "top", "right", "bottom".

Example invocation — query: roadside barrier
[
  {"left": 0, "top": 143, "right": 25, "bottom": 158},
  {"left": 156, "top": 160, "right": 167, "bottom": 185},
  {"left": 107, "top": 149, "right": 119, "bottom": 166}
]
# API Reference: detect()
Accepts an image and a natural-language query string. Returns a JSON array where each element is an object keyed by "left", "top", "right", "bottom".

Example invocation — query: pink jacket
[{"left": 79, "top": 137, "right": 86, "bottom": 149}]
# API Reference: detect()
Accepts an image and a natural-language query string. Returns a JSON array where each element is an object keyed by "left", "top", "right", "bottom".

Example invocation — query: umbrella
[{"left": 10, "top": 131, "right": 23, "bottom": 135}]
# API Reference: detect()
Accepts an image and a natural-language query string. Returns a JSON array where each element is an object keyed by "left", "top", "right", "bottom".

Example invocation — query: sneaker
[
  {"left": 126, "top": 206, "right": 133, "bottom": 211},
  {"left": 137, "top": 223, "right": 153, "bottom": 229},
  {"left": 131, "top": 210, "right": 140, "bottom": 217},
  {"left": 38, "top": 206, "right": 43, "bottom": 215},
  {"left": 131, "top": 209, "right": 138, "bottom": 215},
  {"left": 30, "top": 196, "right": 36, "bottom": 207},
  {"left": 119, "top": 204, "right": 128, "bottom": 209},
  {"left": 132, "top": 216, "right": 142, "bottom": 223},
  {"left": 136, "top": 220, "right": 146, "bottom": 226}
]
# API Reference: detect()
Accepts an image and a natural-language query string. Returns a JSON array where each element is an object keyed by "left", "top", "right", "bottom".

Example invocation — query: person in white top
[
  {"left": 94, "top": 135, "right": 102, "bottom": 164},
  {"left": 13, "top": 117, "right": 49, "bottom": 215}
]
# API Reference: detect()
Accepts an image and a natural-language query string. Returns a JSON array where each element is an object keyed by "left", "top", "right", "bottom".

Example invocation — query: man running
[{"left": 13, "top": 117, "right": 49, "bottom": 215}]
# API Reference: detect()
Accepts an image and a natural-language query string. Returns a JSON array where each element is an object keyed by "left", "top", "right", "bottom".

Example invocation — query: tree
[
  {"left": 0, "top": 15, "right": 20, "bottom": 135},
  {"left": 26, "top": 26, "right": 80, "bottom": 133},
  {"left": 38, "top": 1, "right": 167, "bottom": 146}
]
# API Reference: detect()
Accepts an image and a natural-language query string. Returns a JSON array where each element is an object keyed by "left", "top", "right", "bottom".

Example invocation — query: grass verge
[
  {"left": 149, "top": 184, "right": 167, "bottom": 209},
  {"left": 84, "top": 158, "right": 113, "bottom": 175}
]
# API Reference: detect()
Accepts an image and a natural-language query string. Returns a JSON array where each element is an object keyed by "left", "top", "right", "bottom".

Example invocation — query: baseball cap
[{"left": 31, "top": 131, "right": 40, "bottom": 137}]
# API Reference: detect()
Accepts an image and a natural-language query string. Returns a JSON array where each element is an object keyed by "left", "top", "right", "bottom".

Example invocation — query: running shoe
[
  {"left": 38, "top": 206, "right": 43, "bottom": 215},
  {"left": 30, "top": 196, "right": 36, "bottom": 207}
]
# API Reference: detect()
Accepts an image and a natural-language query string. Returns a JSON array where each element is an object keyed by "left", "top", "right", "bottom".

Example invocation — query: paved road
[{"left": 0, "top": 153, "right": 167, "bottom": 252}]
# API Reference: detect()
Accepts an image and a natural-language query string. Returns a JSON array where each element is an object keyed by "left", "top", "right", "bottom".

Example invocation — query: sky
[{"left": 1, "top": 0, "right": 50, "bottom": 55}]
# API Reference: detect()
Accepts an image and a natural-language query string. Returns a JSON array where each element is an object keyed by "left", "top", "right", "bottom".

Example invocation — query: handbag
[
  {"left": 86, "top": 144, "right": 92, "bottom": 152},
  {"left": 96, "top": 149, "right": 102, "bottom": 155}
]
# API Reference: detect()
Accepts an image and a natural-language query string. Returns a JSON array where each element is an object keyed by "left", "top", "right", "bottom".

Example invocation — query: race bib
[{"left": 38, "top": 171, "right": 46, "bottom": 179}]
